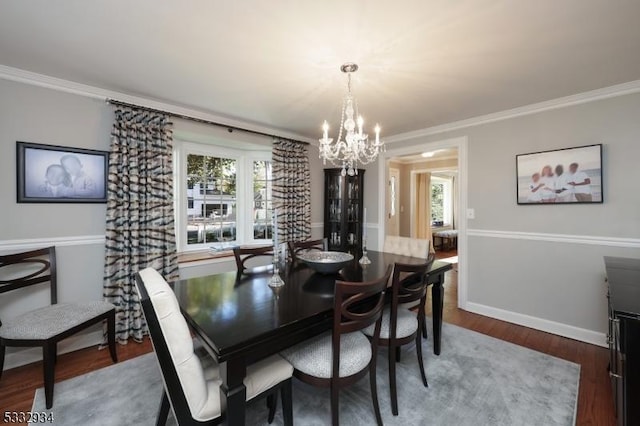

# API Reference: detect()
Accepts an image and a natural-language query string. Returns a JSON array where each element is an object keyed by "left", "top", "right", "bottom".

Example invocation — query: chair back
[
  {"left": 233, "top": 246, "right": 274, "bottom": 275},
  {"left": 288, "top": 238, "right": 328, "bottom": 261},
  {"left": 0, "top": 246, "right": 57, "bottom": 304},
  {"left": 391, "top": 257, "right": 434, "bottom": 310},
  {"left": 331, "top": 265, "right": 392, "bottom": 379},
  {"left": 136, "top": 267, "right": 219, "bottom": 424},
  {"left": 383, "top": 236, "right": 433, "bottom": 258}
]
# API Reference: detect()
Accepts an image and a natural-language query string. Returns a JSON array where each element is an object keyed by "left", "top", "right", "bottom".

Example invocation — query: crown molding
[
  {"left": 386, "top": 79, "right": 640, "bottom": 143},
  {"left": 4, "top": 64, "right": 639, "bottom": 146},
  {"left": 0, "top": 64, "right": 314, "bottom": 143}
]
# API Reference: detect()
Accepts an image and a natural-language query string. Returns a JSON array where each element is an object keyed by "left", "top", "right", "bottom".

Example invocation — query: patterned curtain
[
  {"left": 272, "top": 138, "right": 311, "bottom": 243},
  {"left": 103, "top": 106, "right": 179, "bottom": 344}
]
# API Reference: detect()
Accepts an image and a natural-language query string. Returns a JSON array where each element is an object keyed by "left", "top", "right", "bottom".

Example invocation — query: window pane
[
  {"left": 431, "top": 183, "right": 444, "bottom": 222},
  {"left": 187, "top": 154, "right": 237, "bottom": 245},
  {"left": 253, "top": 160, "right": 272, "bottom": 240}
]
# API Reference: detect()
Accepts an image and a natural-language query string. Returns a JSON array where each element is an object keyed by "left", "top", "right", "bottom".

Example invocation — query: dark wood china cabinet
[{"left": 323, "top": 168, "right": 364, "bottom": 254}]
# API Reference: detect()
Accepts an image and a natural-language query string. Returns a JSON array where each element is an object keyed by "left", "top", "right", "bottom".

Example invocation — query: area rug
[{"left": 31, "top": 322, "right": 579, "bottom": 426}]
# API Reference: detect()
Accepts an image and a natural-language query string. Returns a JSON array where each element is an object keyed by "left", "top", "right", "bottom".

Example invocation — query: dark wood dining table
[{"left": 173, "top": 250, "right": 452, "bottom": 425}]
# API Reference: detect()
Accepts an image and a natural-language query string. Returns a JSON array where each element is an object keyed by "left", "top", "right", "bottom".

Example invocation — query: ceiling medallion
[{"left": 319, "top": 63, "right": 384, "bottom": 176}]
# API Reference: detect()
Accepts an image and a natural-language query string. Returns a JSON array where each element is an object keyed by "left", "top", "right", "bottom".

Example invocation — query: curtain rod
[{"left": 106, "top": 98, "right": 309, "bottom": 145}]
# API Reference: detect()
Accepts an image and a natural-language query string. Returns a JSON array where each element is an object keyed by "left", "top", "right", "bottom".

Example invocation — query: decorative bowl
[{"left": 296, "top": 251, "right": 354, "bottom": 274}]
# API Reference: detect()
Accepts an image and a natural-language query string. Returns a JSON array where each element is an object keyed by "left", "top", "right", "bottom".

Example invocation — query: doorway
[{"left": 377, "top": 136, "right": 468, "bottom": 310}]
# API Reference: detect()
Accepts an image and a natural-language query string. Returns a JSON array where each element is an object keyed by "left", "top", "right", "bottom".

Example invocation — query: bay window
[{"left": 174, "top": 141, "right": 272, "bottom": 252}]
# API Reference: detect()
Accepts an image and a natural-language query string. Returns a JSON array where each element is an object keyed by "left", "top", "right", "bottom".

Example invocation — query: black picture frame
[
  {"left": 16, "top": 141, "right": 108, "bottom": 203},
  {"left": 516, "top": 144, "right": 603, "bottom": 205}
]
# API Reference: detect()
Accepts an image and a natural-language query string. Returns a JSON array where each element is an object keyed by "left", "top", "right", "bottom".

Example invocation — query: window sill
[
  {"left": 177, "top": 249, "right": 234, "bottom": 265},
  {"left": 177, "top": 243, "right": 273, "bottom": 265}
]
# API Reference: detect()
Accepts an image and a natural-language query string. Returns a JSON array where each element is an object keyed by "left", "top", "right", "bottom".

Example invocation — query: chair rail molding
[
  {"left": 0, "top": 235, "right": 106, "bottom": 251},
  {"left": 467, "top": 229, "right": 640, "bottom": 248}
]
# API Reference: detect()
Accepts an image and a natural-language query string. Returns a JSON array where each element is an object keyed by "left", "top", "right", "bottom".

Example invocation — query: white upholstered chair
[
  {"left": 383, "top": 235, "right": 433, "bottom": 258},
  {"left": 135, "top": 267, "right": 294, "bottom": 425}
]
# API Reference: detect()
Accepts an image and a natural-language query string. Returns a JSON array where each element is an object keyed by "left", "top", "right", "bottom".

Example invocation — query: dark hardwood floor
[{"left": 0, "top": 249, "right": 615, "bottom": 425}]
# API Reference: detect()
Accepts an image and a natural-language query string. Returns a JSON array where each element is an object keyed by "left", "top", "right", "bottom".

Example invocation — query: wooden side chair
[
  {"left": 136, "top": 267, "right": 294, "bottom": 425},
  {"left": 233, "top": 246, "right": 274, "bottom": 276},
  {"left": 0, "top": 246, "right": 117, "bottom": 409},
  {"left": 382, "top": 236, "right": 434, "bottom": 339},
  {"left": 288, "top": 238, "right": 328, "bottom": 262},
  {"left": 281, "top": 265, "right": 392, "bottom": 426},
  {"left": 362, "top": 261, "right": 432, "bottom": 416}
]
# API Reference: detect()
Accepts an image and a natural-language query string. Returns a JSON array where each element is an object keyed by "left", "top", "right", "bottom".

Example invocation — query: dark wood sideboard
[{"left": 605, "top": 256, "right": 640, "bottom": 426}]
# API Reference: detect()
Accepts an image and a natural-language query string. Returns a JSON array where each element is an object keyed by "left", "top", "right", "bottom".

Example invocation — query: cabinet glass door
[{"left": 327, "top": 174, "right": 343, "bottom": 249}]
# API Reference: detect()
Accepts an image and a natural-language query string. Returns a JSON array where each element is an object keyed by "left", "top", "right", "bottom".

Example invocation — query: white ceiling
[{"left": 1, "top": 1, "right": 640, "bottom": 139}]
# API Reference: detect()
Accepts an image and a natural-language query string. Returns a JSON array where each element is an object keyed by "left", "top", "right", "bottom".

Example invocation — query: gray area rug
[{"left": 31, "top": 322, "right": 579, "bottom": 425}]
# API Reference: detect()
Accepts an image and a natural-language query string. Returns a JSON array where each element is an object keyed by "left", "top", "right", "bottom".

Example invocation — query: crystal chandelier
[{"left": 319, "top": 63, "right": 384, "bottom": 176}]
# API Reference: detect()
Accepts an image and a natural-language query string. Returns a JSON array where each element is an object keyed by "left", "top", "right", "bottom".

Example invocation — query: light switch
[
  {"left": 400, "top": 205, "right": 404, "bottom": 213},
  {"left": 466, "top": 208, "right": 475, "bottom": 219}
]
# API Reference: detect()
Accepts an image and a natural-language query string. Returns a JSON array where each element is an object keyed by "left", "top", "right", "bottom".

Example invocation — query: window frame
[{"left": 174, "top": 140, "right": 272, "bottom": 252}]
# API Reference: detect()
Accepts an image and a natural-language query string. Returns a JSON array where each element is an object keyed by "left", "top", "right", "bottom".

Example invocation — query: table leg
[
  {"left": 431, "top": 272, "right": 445, "bottom": 355},
  {"left": 220, "top": 358, "right": 247, "bottom": 426}
]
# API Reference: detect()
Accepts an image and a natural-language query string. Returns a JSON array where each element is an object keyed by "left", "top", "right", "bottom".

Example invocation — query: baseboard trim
[
  {"left": 0, "top": 235, "right": 105, "bottom": 251},
  {"left": 467, "top": 229, "right": 640, "bottom": 249},
  {"left": 3, "top": 330, "right": 105, "bottom": 371},
  {"left": 465, "top": 301, "right": 607, "bottom": 348}
]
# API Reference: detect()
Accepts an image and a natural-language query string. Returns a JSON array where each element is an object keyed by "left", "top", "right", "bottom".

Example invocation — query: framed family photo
[
  {"left": 516, "top": 144, "right": 603, "bottom": 205},
  {"left": 16, "top": 141, "right": 108, "bottom": 203}
]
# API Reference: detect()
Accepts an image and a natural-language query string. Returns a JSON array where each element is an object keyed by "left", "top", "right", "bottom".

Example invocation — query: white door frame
[{"left": 377, "top": 135, "right": 469, "bottom": 310}]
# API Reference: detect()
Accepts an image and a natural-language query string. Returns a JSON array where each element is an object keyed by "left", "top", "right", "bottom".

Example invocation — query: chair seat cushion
[
  {"left": 195, "top": 351, "right": 293, "bottom": 420},
  {"left": 244, "top": 354, "right": 294, "bottom": 400},
  {"left": 0, "top": 301, "right": 115, "bottom": 340},
  {"left": 189, "top": 339, "right": 293, "bottom": 421},
  {"left": 280, "top": 331, "right": 371, "bottom": 379},
  {"left": 362, "top": 307, "right": 418, "bottom": 339}
]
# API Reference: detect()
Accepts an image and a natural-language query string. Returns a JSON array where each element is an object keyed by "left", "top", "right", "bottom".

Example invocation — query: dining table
[{"left": 173, "top": 250, "right": 453, "bottom": 425}]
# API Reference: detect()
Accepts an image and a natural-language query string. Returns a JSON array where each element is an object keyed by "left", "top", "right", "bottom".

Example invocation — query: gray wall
[
  {"left": 385, "top": 92, "right": 640, "bottom": 343},
  {"left": 0, "top": 79, "right": 325, "bottom": 369},
  {"left": 2, "top": 77, "right": 639, "bottom": 369}
]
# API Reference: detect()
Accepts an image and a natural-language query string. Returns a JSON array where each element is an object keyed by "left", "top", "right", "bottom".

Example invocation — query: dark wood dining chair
[
  {"left": 383, "top": 236, "right": 435, "bottom": 340},
  {"left": 135, "top": 267, "right": 294, "bottom": 426},
  {"left": 281, "top": 265, "right": 392, "bottom": 426},
  {"left": 362, "top": 261, "right": 433, "bottom": 416},
  {"left": 233, "top": 246, "right": 274, "bottom": 275},
  {"left": 0, "top": 246, "right": 117, "bottom": 409},
  {"left": 288, "top": 238, "right": 328, "bottom": 262}
]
